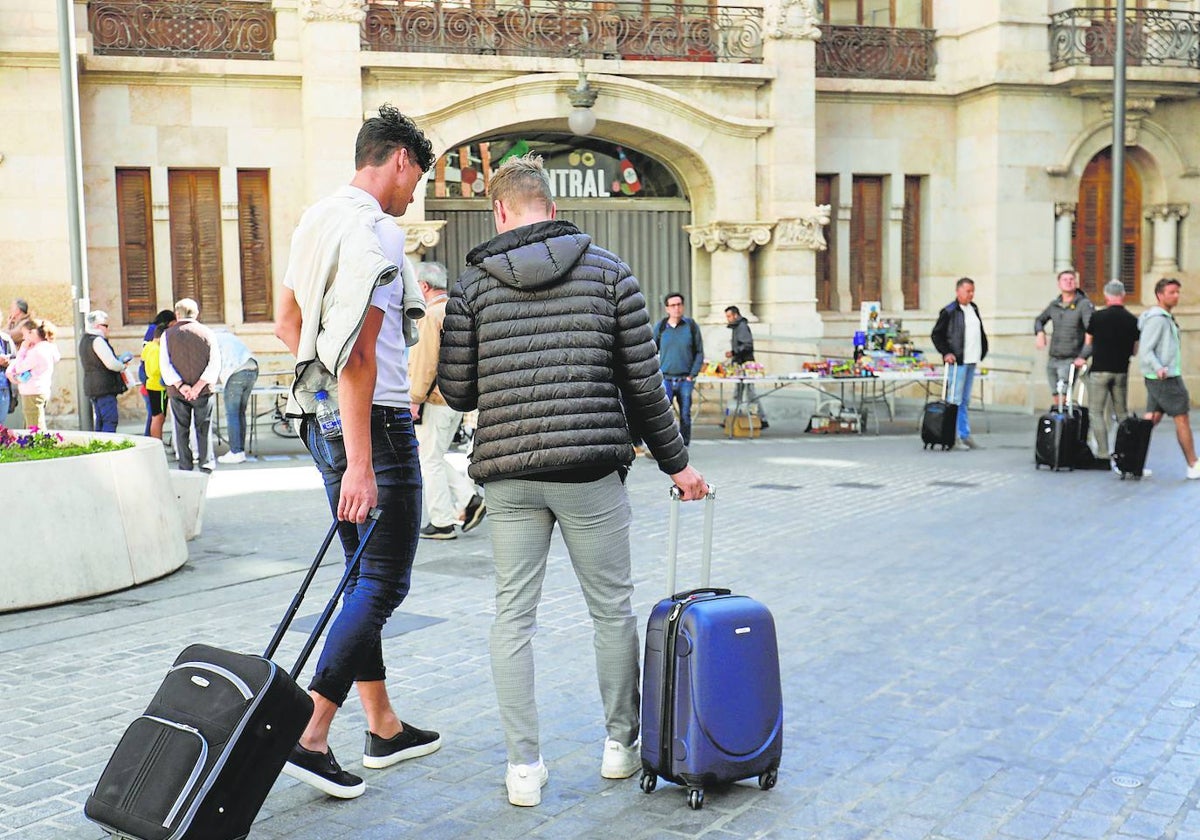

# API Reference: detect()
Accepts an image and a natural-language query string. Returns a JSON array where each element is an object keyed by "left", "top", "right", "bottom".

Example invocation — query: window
[
  {"left": 850, "top": 176, "right": 883, "bottom": 309},
  {"left": 820, "top": 0, "right": 931, "bottom": 27},
  {"left": 815, "top": 175, "right": 837, "bottom": 311},
  {"left": 901, "top": 175, "right": 922, "bottom": 310},
  {"left": 168, "top": 169, "right": 224, "bottom": 322},
  {"left": 116, "top": 168, "right": 157, "bottom": 324},
  {"left": 237, "top": 170, "right": 273, "bottom": 323}
]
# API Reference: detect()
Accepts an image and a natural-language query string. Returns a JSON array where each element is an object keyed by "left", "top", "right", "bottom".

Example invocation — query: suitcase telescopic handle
[
  {"left": 666, "top": 484, "right": 716, "bottom": 597},
  {"left": 263, "top": 508, "right": 383, "bottom": 680}
]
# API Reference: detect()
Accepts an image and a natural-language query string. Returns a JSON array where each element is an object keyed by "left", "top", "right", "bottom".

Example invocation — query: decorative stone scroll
[
  {"left": 1054, "top": 202, "right": 1077, "bottom": 219},
  {"left": 683, "top": 221, "right": 774, "bottom": 253},
  {"left": 300, "top": 0, "right": 365, "bottom": 24},
  {"left": 774, "top": 205, "right": 831, "bottom": 251},
  {"left": 767, "top": 0, "right": 821, "bottom": 41},
  {"left": 398, "top": 220, "right": 448, "bottom": 256}
]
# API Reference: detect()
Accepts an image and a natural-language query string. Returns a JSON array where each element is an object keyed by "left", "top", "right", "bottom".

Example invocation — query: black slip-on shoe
[
  {"left": 419, "top": 523, "right": 457, "bottom": 540},
  {"left": 282, "top": 745, "right": 365, "bottom": 799},
  {"left": 363, "top": 722, "right": 442, "bottom": 769},
  {"left": 461, "top": 494, "right": 486, "bottom": 533}
]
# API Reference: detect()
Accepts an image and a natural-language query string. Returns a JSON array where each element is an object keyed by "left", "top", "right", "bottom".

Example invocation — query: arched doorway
[
  {"left": 423, "top": 134, "right": 692, "bottom": 313},
  {"left": 1073, "top": 147, "right": 1142, "bottom": 299}
]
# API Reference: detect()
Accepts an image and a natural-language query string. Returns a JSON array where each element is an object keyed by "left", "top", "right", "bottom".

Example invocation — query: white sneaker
[
  {"left": 1187, "top": 462, "right": 1200, "bottom": 480},
  {"left": 600, "top": 738, "right": 641, "bottom": 779},
  {"left": 505, "top": 758, "right": 548, "bottom": 806},
  {"left": 217, "top": 451, "right": 246, "bottom": 465}
]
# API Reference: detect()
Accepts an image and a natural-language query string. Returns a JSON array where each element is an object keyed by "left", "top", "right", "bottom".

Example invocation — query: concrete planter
[{"left": 0, "top": 430, "right": 191, "bottom": 613}]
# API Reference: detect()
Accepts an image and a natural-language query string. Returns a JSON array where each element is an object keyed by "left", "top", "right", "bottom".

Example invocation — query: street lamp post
[
  {"left": 56, "top": 0, "right": 92, "bottom": 430},
  {"left": 1110, "top": 0, "right": 1127, "bottom": 290}
]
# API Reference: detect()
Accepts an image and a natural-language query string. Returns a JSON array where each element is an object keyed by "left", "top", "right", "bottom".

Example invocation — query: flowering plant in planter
[{"left": 0, "top": 425, "right": 134, "bottom": 463}]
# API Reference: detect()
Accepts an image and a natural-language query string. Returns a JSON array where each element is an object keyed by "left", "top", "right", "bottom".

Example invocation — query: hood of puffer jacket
[{"left": 465, "top": 220, "right": 591, "bottom": 291}]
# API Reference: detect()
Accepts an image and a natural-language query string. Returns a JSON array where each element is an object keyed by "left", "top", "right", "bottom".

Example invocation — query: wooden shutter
[
  {"left": 815, "top": 175, "right": 835, "bottom": 311},
  {"left": 901, "top": 175, "right": 921, "bottom": 310},
  {"left": 850, "top": 175, "right": 883, "bottom": 308},
  {"left": 237, "top": 170, "right": 273, "bottom": 323},
  {"left": 168, "top": 169, "right": 224, "bottom": 322},
  {"left": 116, "top": 168, "right": 156, "bottom": 324},
  {"left": 1073, "top": 148, "right": 1142, "bottom": 299}
]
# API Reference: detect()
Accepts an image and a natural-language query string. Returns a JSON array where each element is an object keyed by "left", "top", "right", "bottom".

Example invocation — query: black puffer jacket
[{"left": 438, "top": 220, "right": 688, "bottom": 483}]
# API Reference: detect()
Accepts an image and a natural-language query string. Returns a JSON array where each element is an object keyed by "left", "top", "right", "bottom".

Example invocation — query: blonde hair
[
  {"left": 27, "top": 318, "right": 56, "bottom": 342},
  {"left": 488, "top": 153, "right": 554, "bottom": 214}
]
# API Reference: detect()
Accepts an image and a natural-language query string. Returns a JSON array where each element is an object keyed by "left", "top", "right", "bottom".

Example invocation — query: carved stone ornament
[
  {"left": 1145, "top": 203, "right": 1189, "bottom": 222},
  {"left": 775, "top": 205, "right": 831, "bottom": 251},
  {"left": 397, "top": 220, "right": 448, "bottom": 256},
  {"left": 1100, "top": 97, "right": 1156, "bottom": 146},
  {"left": 683, "top": 221, "right": 775, "bottom": 253},
  {"left": 767, "top": 0, "right": 821, "bottom": 41},
  {"left": 1054, "top": 202, "right": 1078, "bottom": 219},
  {"left": 299, "top": 0, "right": 365, "bottom": 24}
]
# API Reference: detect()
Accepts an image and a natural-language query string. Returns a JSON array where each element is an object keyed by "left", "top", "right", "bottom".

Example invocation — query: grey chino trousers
[
  {"left": 1088, "top": 371, "right": 1129, "bottom": 458},
  {"left": 485, "top": 472, "right": 640, "bottom": 765}
]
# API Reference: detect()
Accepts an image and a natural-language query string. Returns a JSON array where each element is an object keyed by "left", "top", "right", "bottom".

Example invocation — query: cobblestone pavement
[{"left": 5, "top": 414, "right": 1200, "bottom": 839}]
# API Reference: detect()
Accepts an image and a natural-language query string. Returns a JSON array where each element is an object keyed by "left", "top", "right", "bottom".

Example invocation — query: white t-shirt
[
  {"left": 962, "top": 304, "right": 983, "bottom": 366},
  {"left": 283, "top": 185, "right": 410, "bottom": 407}
]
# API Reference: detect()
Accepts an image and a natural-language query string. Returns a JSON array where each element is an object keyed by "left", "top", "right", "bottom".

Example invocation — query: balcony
[
  {"left": 1050, "top": 7, "right": 1200, "bottom": 70},
  {"left": 815, "top": 25, "right": 935, "bottom": 81},
  {"left": 87, "top": 0, "right": 275, "bottom": 60},
  {"left": 361, "top": 1, "right": 764, "bottom": 63}
]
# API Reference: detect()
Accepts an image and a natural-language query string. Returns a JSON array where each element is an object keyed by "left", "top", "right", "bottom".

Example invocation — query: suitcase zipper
[
  {"left": 659, "top": 601, "right": 686, "bottom": 774},
  {"left": 142, "top": 716, "right": 209, "bottom": 829},
  {"left": 170, "top": 661, "right": 255, "bottom": 700}
]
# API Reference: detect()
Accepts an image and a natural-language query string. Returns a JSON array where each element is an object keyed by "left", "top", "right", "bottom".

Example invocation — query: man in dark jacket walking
[
  {"left": 930, "top": 277, "right": 989, "bottom": 449},
  {"left": 438, "top": 154, "right": 706, "bottom": 808},
  {"left": 724, "top": 304, "right": 768, "bottom": 427}
]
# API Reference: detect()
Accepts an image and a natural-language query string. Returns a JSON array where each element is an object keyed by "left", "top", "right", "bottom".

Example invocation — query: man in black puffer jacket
[{"left": 438, "top": 154, "right": 707, "bottom": 808}]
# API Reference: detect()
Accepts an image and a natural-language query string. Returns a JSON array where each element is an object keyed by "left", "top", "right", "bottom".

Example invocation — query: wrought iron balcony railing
[
  {"left": 815, "top": 24, "right": 935, "bottom": 81},
  {"left": 362, "top": 1, "right": 764, "bottom": 63},
  {"left": 1050, "top": 7, "right": 1200, "bottom": 70},
  {"left": 88, "top": 0, "right": 275, "bottom": 60}
]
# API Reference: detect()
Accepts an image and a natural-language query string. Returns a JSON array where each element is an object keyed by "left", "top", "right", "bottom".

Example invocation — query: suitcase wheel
[
  {"left": 640, "top": 771, "right": 657, "bottom": 794},
  {"left": 687, "top": 787, "right": 704, "bottom": 810},
  {"left": 758, "top": 768, "right": 778, "bottom": 791}
]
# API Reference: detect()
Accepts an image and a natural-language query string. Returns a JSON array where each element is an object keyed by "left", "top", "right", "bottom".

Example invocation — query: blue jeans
[
  {"left": 0, "top": 386, "right": 10, "bottom": 425},
  {"left": 662, "top": 377, "right": 694, "bottom": 445},
  {"left": 222, "top": 365, "right": 259, "bottom": 453},
  {"left": 91, "top": 394, "right": 119, "bottom": 433},
  {"left": 302, "top": 405, "right": 423, "bottom": 706},
  {"left": 948, "top": 363, "right": 977, "bottom": 438}
]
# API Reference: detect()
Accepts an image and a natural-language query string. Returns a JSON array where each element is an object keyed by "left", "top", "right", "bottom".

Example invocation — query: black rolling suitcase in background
[
  {"left": 85, "top": 511, "right": 382, "bottom": 840},
  {"left": 1113, "top": 414, "right": 1154, "bottom": 479},
  {"left": 640, "top": 487, "right": 782, "bottom": 811},
  {"left": 920, "top": 365, "right": 958, "bottom": 450},
  {"left": 1036, "top": 365, "right": 1082, "bottom": 471}
]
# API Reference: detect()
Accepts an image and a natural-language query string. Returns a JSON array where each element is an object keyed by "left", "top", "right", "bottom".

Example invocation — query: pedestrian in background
[
  {"left": 215, "top": 329, "right": 259, "bottom": 464},
  {"left": 1138, "top": 278, "right": 1200, "bottom": 480},
  {"left": 273, "top": 103, "right": 440, "bottom": 800},
  {"left": 141, "top": 322, "right": 171, "bottom": 440},
  {"left": 6, "top": 318, "right": 59, "bottom": 430},
  {"left": 0, "top": 327, "right": 16, "bottom": 421},
  {"left": 161, "top": 298, "right": 220, "bottom": 472},
  {"left": 6, "top": 297, "right": 28, "bottom": 332},
  {"left": 1034, "top": 268, "right": 1094, "bottom": 409},
  {"left": 724, "top": 304, "right": 768, "bottom": 428},
  {"left": 439, "top": 153, "right": 707, "bottom": 808},
  {"left": 140, "top": 309, "right": 176, "bottom": 435},
  {"left": 653, "top": 292, "right": 704, "bottom": 446},
  {"left": 80, "top": 310, "right": 132, "bottom": 433},
  {"left": 930, "top": 277, "right": 989, "bottom": 450},
  {"left": 1078, "top": 279, "right": 1139, "bottom": 464},
  {"left": 409, "top": 259, "right": 485, "bottom": 540}
]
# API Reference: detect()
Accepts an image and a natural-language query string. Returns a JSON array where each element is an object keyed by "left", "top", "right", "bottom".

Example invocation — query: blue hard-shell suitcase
[{"left": 639, "top": 488, "right": 782, "bottom": 811}]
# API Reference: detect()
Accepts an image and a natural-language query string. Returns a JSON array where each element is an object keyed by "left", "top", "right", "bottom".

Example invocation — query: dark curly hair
[{"left": 355, "top": 103, "right": 435, "bottom": 173}]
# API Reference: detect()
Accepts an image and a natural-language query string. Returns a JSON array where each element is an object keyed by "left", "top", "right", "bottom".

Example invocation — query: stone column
[
  {"left": 883, "top": 200, "right": 904, "bottom": 312},
  {"left": 1146, "top": 203, "right": 1188, "bottom": 280},
  {"left": 1054, "top": 203, "right": 1076, "bottom": 274},
  {"left": 298, "top": 0, "right": 367, "bottom": 205},
  {"left": 683, "top": 222, "right": 774, "bottom": 322},
  {"left": 755, "top": 0, "right": 822, "bottom": 334},
  {"left": 835, "top": 202, "right": 852, "bottom": 312}
]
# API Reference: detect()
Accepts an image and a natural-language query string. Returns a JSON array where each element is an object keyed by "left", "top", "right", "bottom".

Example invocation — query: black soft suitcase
[
  {"left": 640, "top": 487, "right": 782, "bottom": 811},
  {"left": 1036, "top": 364, "right": 1083, "bottom": 471},
  {"left": 85, "top": 511, "right": 381, "bottom": 840},
  {"left": 1113, "top": 415, "right": 1154, "bottom": 479},
  {"left": 920, "top": 365, "right": 958, "bottom": 450}
]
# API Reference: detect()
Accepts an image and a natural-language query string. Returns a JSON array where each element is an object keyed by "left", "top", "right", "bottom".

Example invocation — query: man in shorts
[
  {"left": 1138, "top": 277, "right": 1200, "bottom": 480},
  {"left": 1034, "top": 269, "right": 1094, "bottom": 409}
]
